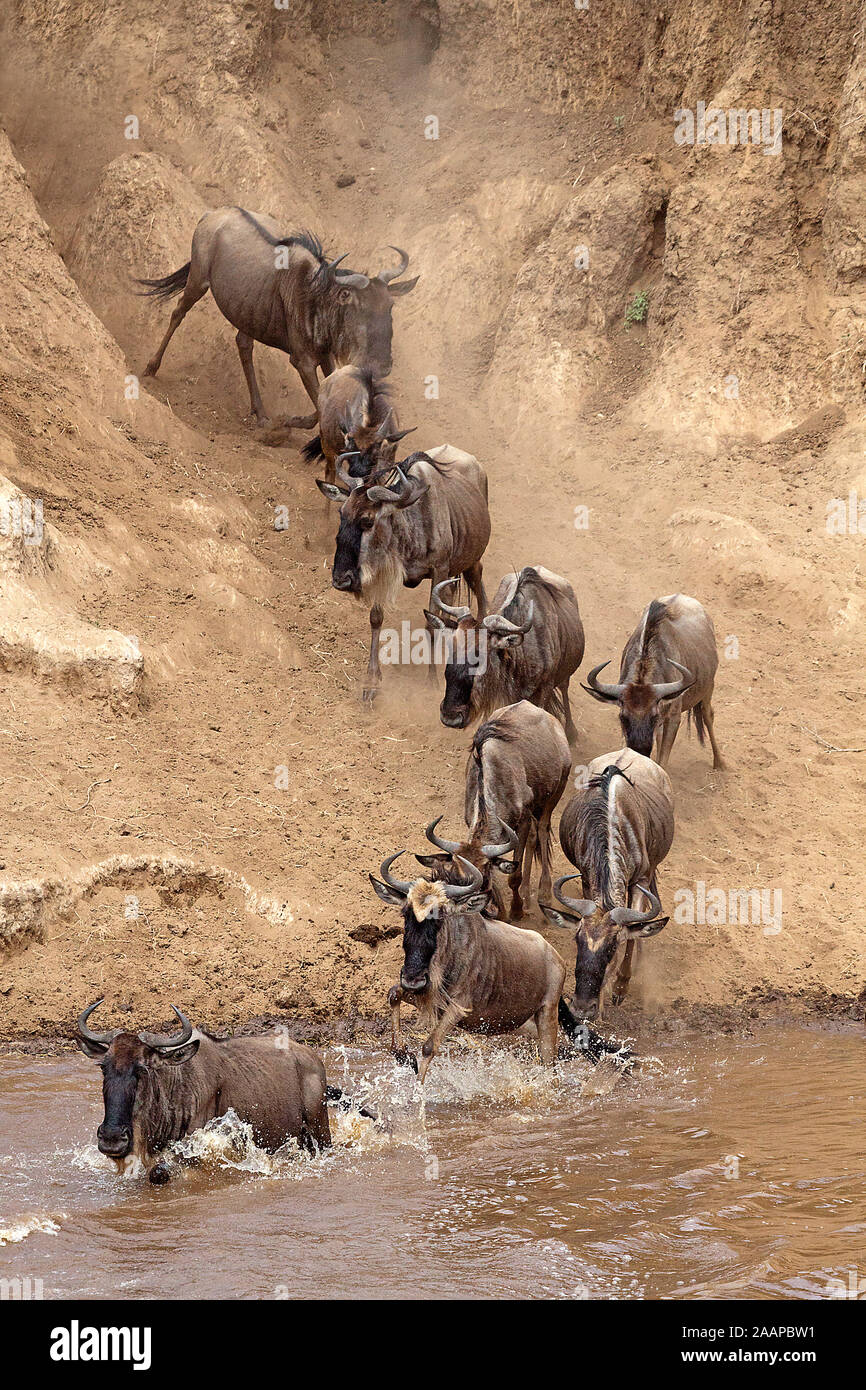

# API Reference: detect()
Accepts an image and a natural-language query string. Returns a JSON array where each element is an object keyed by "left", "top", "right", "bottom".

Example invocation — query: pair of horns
[
  {"left": 77, "top": 999, "right": 194, "bottom": 1051},
  {"left": 551, "top": 876, "right": 662, "bottom": 927},
  {"left": 430, "top": 576, "right": 535, "bottom": 635},
  {"left": 330, "top": 246, "right": 411, "bottom": 290},
  {"left": 424, "top": 814, "right": 517, "bottom": 863},
  {"left": 583, "top": 659, "right": 694, "bottom": 702},
  {"left": 377, "top": 850, "right": 483, "bottom": 900}
]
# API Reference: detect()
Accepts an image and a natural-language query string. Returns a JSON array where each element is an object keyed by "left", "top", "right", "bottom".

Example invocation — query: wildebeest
[
  {"left": 317, "top": 449, "right": 490, "bottom": 701},
  {"left": 416, "top": 700, "right": 572, "bottom": 922},
  {"left": 369, "top": 853, "right": 567, "bottom": 1082},
  {"left": 583, "top": 593, "right": 724, "bottom": 769},
  {"left": 76, "top": 999, "right": 333, "bottom": 1181},
  {"left": 138, "top": 207, "right": 418, "bottom": 428},
  {"left": 540, "top": 748, "right": 674, "bottom": 1025},
  {"left": 427, "top": 565, "right": 584, "bottom": 742},
  {"left": 300, "top": 365, "right": 414, "bottom": 487}
]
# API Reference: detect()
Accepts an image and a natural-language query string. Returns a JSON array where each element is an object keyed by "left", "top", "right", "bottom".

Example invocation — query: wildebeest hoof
[
  {"left": 362, "top": 686, "right": 380, "bottom": 705},
  {"left": 394, "top": 1048, "right": 418, "bottom": 1073},
  {"left": 148, "top": 1162, "right": 171, "bottom": 1185}
]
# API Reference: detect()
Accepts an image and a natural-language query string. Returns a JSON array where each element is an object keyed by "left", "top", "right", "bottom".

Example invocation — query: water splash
[{"left": 0, "top": 1212, "right": 65, "bottom": 1245}]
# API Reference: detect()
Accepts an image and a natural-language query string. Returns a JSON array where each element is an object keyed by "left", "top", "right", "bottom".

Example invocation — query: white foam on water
[{"left": 0, "top": 1212, "right": 65, "bottom": 1245}]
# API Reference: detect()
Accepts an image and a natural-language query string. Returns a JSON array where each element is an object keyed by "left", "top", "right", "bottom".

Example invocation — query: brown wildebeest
[
  {"left": 416, "top": 700, "right": 572, "bottom": 922},
  {"left": 583, "top": 593, "right": 724, "bottom": 769},
  {"left": 138, "top": 207, "right": 418, "bottom": 428},
  {"left": 427, "top": 566, "right": 585, "bottom": 743},
  {"left": 540, "top": 748, "right": 674, "bottom": 1026},
  {"left": 369, "top": 853, "right": 566, "bottom": 1082},
  {"left": 300, "top": 366, "right": 414, "bottom": 487},
  {"left": 317, "top": 449, "right": 490, "bottom": 702},
  {"left": 76, "top": 999, "right": 338, "bottom": 1181}
]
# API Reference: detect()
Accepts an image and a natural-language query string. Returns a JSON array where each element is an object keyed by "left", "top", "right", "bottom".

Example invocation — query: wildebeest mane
[
  {"left": 573, "top": 765, "right": 634, "bottom": 909},
  {"left": 236, "top": 208, "right": 327, "bottom": 263}
]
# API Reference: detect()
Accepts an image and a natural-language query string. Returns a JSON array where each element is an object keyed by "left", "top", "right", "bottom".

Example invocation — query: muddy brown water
[{"left": 0, "top": 1025, "right": 863, "bottom": 1300}]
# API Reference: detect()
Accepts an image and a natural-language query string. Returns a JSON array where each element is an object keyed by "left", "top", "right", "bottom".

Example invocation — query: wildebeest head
[
  {"left": 369, "top": 851, "right": 487, "bottom": 992},
  {"left": 582, "top": 660, "right": 694, "bottom": 756},
  {"left": 413, "top": 815, "right": 517, "bottom": 918},
  {"left": 325, "top": 248, "right": 419, "bottom": 378},
  {"left": 540, "top": 876, "right": 669, "bottom": 1021},
  {"left": 76, "top": 999, "right": 200, "bottom": 1161},
  {"left": 426, "top": 576, "right": 534, "bottom": 728},
  {"left": 318, "top": 464, "right": 429, "bottom": 595},
  {"left": 338, "top": 422, "right": 417, "bottom": 482}
]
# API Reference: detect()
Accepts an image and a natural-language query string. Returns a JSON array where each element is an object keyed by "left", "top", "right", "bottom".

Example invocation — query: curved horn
[
  {"left": 77, "top": 998, "right": 117, "bottom": 1047},
  {"left": 483, "top": 600, "right": 534, "bottom": 636},
  {"left": 138, "top": 1005, "right": 194, "bottom": 1052},
  {"left": 378, "top": 850, "right": 413, "bottom": 897},
  {"left": 431, "top": 578, "right": 471, "bottom": 623},
  {"left": 584, "top": 660, "right": 626, "bottom": 700},
  {"left": 442, "top": 855, "right": 484, "bottom": 900},
  {"left": 334, "top": 268, "right": 371, "bottom": 289},
  {"left": 336, "top": 465, "right": 364, "bottom": 491},
  {"left": 651, "top": 659, "right": 694, "bottom": 701},
  {"left": 481, "top": 822, "right": 519, "bottom": 859},
  {"left": 425, "top": 814, "right": 462, "bottom": 856},
  {"left": 377, "top": 246, "right": 409, "bottom": 284},
  {"left": 322, "top": 253, "right": 348, "bottom": 277},
  {"left": 553, "top": 875, "right": 598, "bottom": 917},
  {"left": 610, "top": 886, "right": 662, "bottom": 927}
]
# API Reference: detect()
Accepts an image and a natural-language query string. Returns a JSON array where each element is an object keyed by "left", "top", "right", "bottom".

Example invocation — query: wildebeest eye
[{"left": 338, "top": 288, "right": 353, "bottom": 303}]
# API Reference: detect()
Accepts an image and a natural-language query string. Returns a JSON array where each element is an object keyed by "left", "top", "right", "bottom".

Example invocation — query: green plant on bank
[{"left": 625, "top": 290, "right": 649, "bottom": 326}]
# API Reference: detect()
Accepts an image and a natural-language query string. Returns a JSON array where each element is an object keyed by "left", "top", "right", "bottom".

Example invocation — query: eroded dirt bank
[{"left": 0, "top": 1, "right": 864, "bottom": 1040}]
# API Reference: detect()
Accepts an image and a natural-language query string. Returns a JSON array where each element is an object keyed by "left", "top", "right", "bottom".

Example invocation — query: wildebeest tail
[
  {"left": 135, "top": 261, "right": 191, "bottom": 301},
  {"left": 325, "top": 1085, "right": 379, "bottom": 1122},
  {"left": 687, "top": 705, "right": 707, "bottom": 746},
  {"left": 301, "top": 435, "right": 325, "bottom": 463}
]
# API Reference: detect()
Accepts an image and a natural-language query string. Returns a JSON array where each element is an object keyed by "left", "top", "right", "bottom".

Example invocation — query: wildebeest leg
[
  {"left": 143, "top": 275, "right": 209, "bottom": 378},
  {"left": 702, "top": 698, "right": 726, "bottom": 770},
  {"left": 559, "top": 680, "right": 578, "bottom": 746},
  {"left": 389, "top": 984, "right": 417, "bottom": 1071},
  {"left": 418, "top": 1001, "right": 466, "bottom": 1084},
  {"left": 463, "top": 561, "right": 488, "bottom": 619},
  {"left": 612, "top": 939, "right": 635, "bottom": 1006},
  {"left": 235, "top": 331, "right": 270, "bottom": 426},
  {"left": 535, "top": 997, "right": 559, "bottom": 1065},
  {"left": 282, "top": 353, "right": 321, "bottom": 430},
  {"left": 425, "top": 575, "right": 450, "bottom": 681},
  {"left": 508, "top": 816, "right": 534, "bottom": 921},
  {"left": 655, "top": 713, "right": 681, "bottom": 768},
  {"left": 535, "top": 806, "right": 555, "bottom": 905},
  {"left": 363, "top": 604, "right": 384, "bottom": 704}
]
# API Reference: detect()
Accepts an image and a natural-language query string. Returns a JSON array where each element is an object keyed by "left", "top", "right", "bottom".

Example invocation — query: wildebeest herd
[{"left": 74, "top": 208, "right": 725, "bottom": 1179}]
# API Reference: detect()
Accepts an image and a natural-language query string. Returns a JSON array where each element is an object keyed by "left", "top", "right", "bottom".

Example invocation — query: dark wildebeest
[
  {"left": 427, "top": 566, "right": 584, "bottom": 743},
  {"left": 76, "top": 999, "right": 338, "bottom": 1182},
  {"left": 416, "top": 700, "right": 572, "bottom": 922},
  {"left": 583, "top": 593, "right": 724, "bottom": 769},
  {"left": 369, "top": 853, "right": 566, "bottom": 1082},
  {"left": 540, "top": 748, "right": 674, "bottom": 1026},
  {"left": 317, "top": 448, "right": 490, "bottom": 701},
  {"left": 138, "top": 207, "right": 418, "bottom": 428},
  {"left": 300, "top": 365, "right": 414, "bottom": 487}
]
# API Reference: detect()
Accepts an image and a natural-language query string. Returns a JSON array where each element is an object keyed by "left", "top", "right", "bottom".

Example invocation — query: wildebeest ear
[
  {"left": 388, "top": 276, "right": 419, "bottom": 297},
  {"left": 414, "top": 852, "right": 448, "bottom": 867},
  {"left": 316, "top": 479, "right": 346, "bottom": 501},
  {"left": 491, "top": 856, "right": 517, "bottom": 873},
  {"left": 156, "top": 1039, "right": 201, "bottom": 1067},
  {"left": 539, "top": 903, "right": 579, "bottom": 930},
  {"left": 626, "top": 915, "right": 669, "bottom": 939},
  {"left": 76, "top": 1035, "right": 110, "bottom": 1059},
  {"left": 368, "top": 874, "right": 406, "bottom": 906}
]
